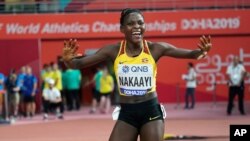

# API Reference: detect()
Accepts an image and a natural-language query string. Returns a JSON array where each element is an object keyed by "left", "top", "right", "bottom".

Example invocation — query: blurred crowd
[
  {"left": 0, "top": 66, "right": 37, "bottom": 120},
  {"left": 0, "top": 59, "right": 117, "bottom": 122},
  {"left": 0, "top": 0, "right": 71, "bottom": 13},
  {"left": 0, "top": 61, "right": 83, "bottom": 121}
]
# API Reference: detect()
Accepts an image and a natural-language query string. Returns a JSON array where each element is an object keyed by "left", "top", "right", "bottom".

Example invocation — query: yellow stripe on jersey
[{"left": 114, "top": 40, "right": 157, "bottom": 96}]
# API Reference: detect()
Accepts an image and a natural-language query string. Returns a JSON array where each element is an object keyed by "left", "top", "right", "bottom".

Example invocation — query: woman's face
[{"left": 121, "top": 13, "right": 145, "bottom": 44}]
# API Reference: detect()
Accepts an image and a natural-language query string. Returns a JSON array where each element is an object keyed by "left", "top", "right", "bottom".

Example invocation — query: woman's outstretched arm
[
  {"left": 62, "top": 39, "right": 117, "bottom": 69},
  {"left": 153, "top": 35, "right": 212, "bottom": 60}
]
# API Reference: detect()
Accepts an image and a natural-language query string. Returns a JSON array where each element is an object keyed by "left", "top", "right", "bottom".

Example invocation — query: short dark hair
[{"left": 120, "top": 8, "right": 143, "bottom": 26}]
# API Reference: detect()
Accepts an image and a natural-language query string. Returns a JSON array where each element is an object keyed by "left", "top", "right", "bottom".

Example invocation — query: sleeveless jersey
[{"left": 114, "top": 40, "right": 157, "bottom": 96}]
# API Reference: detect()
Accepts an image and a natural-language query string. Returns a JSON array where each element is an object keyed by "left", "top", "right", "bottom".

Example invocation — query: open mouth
[{"left": 132, "top": 31, "right": 142, "bottom": 39}]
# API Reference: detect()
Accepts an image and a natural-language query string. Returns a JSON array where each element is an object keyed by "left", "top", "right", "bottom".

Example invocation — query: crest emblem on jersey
[{"left": 142, "top": 58, "right": 148, "bottom": 63}]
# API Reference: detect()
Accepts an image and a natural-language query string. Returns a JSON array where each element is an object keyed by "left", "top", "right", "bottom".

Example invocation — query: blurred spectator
[
  {"left": 0, "top": 72, "right": 5, "bottom": 116},
  {"left": 42, "top": 78, "right": 63, "bottom": 120},
  {"left": 58, "top": 0, "right": 71, "bottom": 12},
  {"left": 61, "top": 68, "right": 67, "bottom": 111},
  {"left": 17, "top": 66, "right": 27, "bottom": 117},
  {"left": 4, "top": 0, "right": 36, "bottom": 13},
  {"left": 5, "top": 69, "right": 20, "bottom": 118},
  {"left": 0, "top": 0, "right": 4, "bottom": 12},
  {"left": 182, "top": 62, "right": 197, "bottom": 109},
  {"left": 17, "top": 66, "right": 27, "bottom": 92},
  {"left": 51, "top": 63, "right": 64, "bottom": 113},
  {"left": 41, "top": 64, "right": 48, "bottom": 77},
  {"left": 41, "top": 64, "right": 48, "bottom": 91},
  {"left": 37, "top": 0, "right": 49, "bottom": 12},
  {"left": 99, "top": 67, "right": 114, "bottom": 114},
  {"left": 89, "top": 67, "right": 103, "bottom": 113},
  {"left": 42, "top": 63, "right": 53, "bottom": 89},
  {"left": 22, "top": 66, "right": 37, "bottom": 118},
  {"left": 63, "top": 68, "right": 81, "bottom": 111},
  {"left": 226, "top": 56, "right": 246, "bottom": 115},
  {"left": 23, "top": 0, "right": 36, "bottom": 13},
  {"left": 38, "top": 0, "right": 59, "bottom": 12},
  {"left": 49, "top": 0, "right": 59, "bottom": 12},
  {"left": 5, "top": 0, "right": 23, "bottom": 13}
]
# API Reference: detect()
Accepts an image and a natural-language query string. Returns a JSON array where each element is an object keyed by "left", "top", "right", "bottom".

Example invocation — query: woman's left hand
[
  {"left": 197, "top": 35, "right": 212, "bottom": 60},
  {"left": 62, "top": 39, "right": 79, "bottom": 63}
]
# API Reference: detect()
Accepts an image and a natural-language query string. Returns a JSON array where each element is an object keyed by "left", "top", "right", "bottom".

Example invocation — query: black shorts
[
  {"left": 100, "top": 92, "right": 111, "bottom": 98},
  {"left": 92, "top": 88, "right": 100, "bottom": 102},
  {"left": 118, "top": 98, "right": 164, "bottom": 130},
  {"left": 24, "top": 95, "right": 35, "bottom": 103}
]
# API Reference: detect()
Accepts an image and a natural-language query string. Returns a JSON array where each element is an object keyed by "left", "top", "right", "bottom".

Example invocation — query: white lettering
[
  {"left": 181, "top": 17, "right": 240, "bottom": 30},
  {"left": 241, "top": 129, "right": 247, "bottom": 136},
  {"left": 146, "top": 20, "right": 176, "bottom": 33},
  {"left": 234, "top": 129, "right": 241, "bottom": 136},
  {"left": 196, "top": 48, "right": 250, "bottom": 89},
  {"left": 234, "top": 129, "right": 247, "bottom": 136},
  {"left": 92, "top": 21, "right": 119, "bottom": 32},
  {"left": 123, "top": 90, "right": 146, "bottom": 96},
  {"left": 41, "top": 22, "right": 89, "bottom": 34},
  {"left": 6, "top": 23, "right": 40, "bottom": 34}
]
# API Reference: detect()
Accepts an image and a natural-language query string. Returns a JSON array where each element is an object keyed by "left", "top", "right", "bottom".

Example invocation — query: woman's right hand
[{"left": 62, "top": 39, "right": 79, "bottom": 63}]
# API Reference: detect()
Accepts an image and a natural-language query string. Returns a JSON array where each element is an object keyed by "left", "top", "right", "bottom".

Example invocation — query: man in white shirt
[
  {"left": 42, "top": 79, "right": 63, "bottom": 120},
  {"left": 182, "top": 62, "right": 197, "bottom": 109},
  {"left": 226, "top": 56, "right": 246, "bottom": 115}
]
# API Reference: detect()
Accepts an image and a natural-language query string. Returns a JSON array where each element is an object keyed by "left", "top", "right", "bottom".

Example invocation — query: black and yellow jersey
[{"left": 114, "top": 40, "right": 157, "bottom": 96}]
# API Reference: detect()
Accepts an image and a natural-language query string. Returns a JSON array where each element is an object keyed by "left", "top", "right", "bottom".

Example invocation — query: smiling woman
[{"left": 62, "top": 8, "right": 212, "bottom": 141}]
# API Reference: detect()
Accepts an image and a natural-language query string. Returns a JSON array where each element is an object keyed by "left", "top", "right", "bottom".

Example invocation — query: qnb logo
[
  {"left": 131, "top": 66, "right": 148, "bottom": 72},
  {"left": 122, "top": 65, "right": 129, "bottom": 73}
]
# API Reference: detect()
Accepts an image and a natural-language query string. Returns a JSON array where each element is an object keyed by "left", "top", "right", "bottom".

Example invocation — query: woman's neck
[{"left": 126, "top": 41, "right": 143, "bottom": 57}]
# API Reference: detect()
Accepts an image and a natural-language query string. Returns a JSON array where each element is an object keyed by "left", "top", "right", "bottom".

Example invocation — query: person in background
[
  {"left": 5, "top": 69, "right": 20, "bottom": 118},
  {"left": 99, "top": 67, "right": 114, "bottom": 114},
  {"left": 22, "top": 66, "right": 37, "bottom": 118},
  {"left": 51, "top": 63, "right": 64, "bottom": 113},
  {"left": 42, "top": 78, "right": 63, "bottom": 120},
  {"left": 63, "top": 68, "right": 82, "bottom": 111},
  {"left": 0, "top": 72, "right": 5, "bottom": 117},
  {"left": 17, "top": 66, "right": 27, "bottom": 117},
  {"left": 40, "top": 64, "right": 48, "bottom": 100},
  {"left": 89, "top": 67, "right": 103, "bottom": 113},
  {"left": 182, "top": 62, "right": 197, "bottom": 109},
  {"left": 61, "top": 68, "right": 68, "bottom": 111},
  {"left": 226, "top": 56, "right": 246, "bottom": 115},
  {"left": 42, "top": 63, "right": 54, "bottom": 90}
]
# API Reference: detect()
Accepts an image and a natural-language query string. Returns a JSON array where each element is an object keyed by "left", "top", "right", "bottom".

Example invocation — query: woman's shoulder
[
  {"left": 146, "top": 40, "right": 172, "bottom": 61},
  {"left": 146, "top": 41, "right": 165, "bottom": 53},
  {"left": 102, "top": 42, "right": 122, "bottom": 60},
  {"left": 147, "top": 40, "right": 170, "bottom": 48},
  {"left": 103, "top": 42, "right": 120, "bottom": 51}
]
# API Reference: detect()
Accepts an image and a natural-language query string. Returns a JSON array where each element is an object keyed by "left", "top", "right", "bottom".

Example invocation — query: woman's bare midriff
[{"left": 119, "top": 92, "right": 157, "bottom": 104}]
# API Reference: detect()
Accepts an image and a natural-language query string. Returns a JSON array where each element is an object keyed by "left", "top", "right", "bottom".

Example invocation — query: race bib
[{"left": 118, "top": 64, "right": 154, "bottom": 96}]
